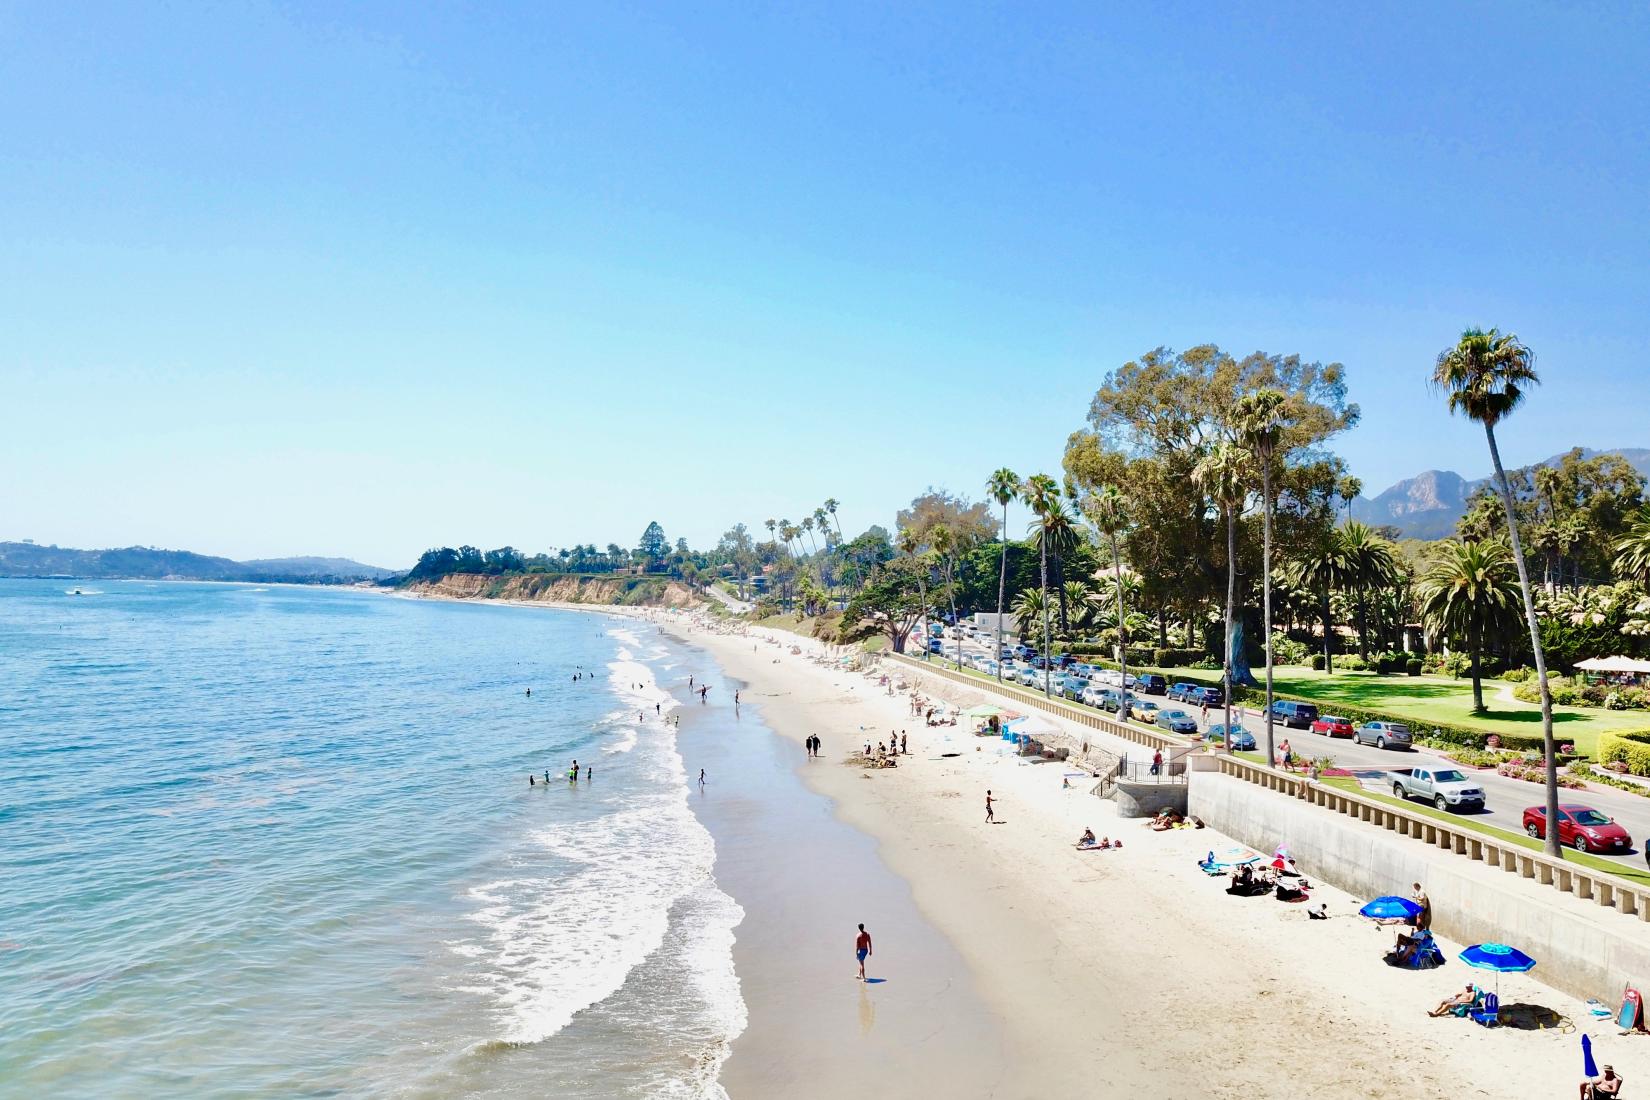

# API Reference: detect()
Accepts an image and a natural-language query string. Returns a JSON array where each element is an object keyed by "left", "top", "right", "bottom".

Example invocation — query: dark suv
[
  {"left": 1133, "top": 673, "right": 1168, "bottom": 696},
  {"left": 1186, "top": 685, "right": 1223, "bottom": 707},
  {"left": 1270, "top": 700, "right": 1319, "bottom": 729}
]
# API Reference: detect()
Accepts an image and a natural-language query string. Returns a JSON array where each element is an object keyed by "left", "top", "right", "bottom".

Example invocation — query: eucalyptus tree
[
  {"left": 1081, "top": 485, "right": 1133, "bottom": 717},
  {"left": 1193, "top": 442, "right": 1248, "bottom": 748},
  {"left": 988, "top": 468, "right": 1021, "bottom": 681},
  {"left": 1235, "top": 388, "right": 1289, "bottom": 765},
  {"left": 1432, "top": 327, "right": 1558, "bottom": 856},
  {"left": 1417, "top": 539, "right": 1521, "bottom": 713},
  {"left": 895, "top": 526, "right": 930, "bottom": 658},
  {"left": 930, "top": 524, "right": 968, "bottom": 670},
  {"left": 1022, "top": 473, "right": 1062, "bottom": 696}
]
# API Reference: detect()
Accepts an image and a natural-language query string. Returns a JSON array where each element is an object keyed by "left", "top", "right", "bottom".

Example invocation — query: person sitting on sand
[
  {"left": 1386, "top": 932, "right": 1418, "bottom": 967},
  {"left": 1308, "top": 902, "right": 1329, "bottom": 920},
  {"left": 1077, "top": 828, "right": 1097, "bottom": 848},
  {"left": 1582, "top": 1065, "right": 1624, "bottom": 1098},
  {"left": 1429, "top": 984, "right": 1477, "bottom": 1017},
  {"left": 1150, "top": 810, "right": 1184, "bottom": 831}
]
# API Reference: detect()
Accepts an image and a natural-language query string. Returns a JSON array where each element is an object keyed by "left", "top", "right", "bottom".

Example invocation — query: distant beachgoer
[
  {"left": 529, "top": 774, "right": 535, "bottom": 786},
  {"left": 655, "top": 703, "right": 661, "bottom": 715},
  {"left": 1308, "top": 902, "right": 1329, "bottom": 921},
  {"left": 1200, "top": 703, "right": 1209, "bottom": 723},
  {"left": 699, "top": 769, "right": 706, "bottom": 787},
  {"left": 1077, "top": 828, "right": 1096, "bottom": 848},
  {"left": 855, "top": 923, "right": 873, "bottom": 981},
  {"left": 1583, "top": 1066, "right": 1624, "bottom": 1098},
  {"left": 1151, "top": 749, "right": 1163, "bottom": 776},
  {"left": 900, "top": 733, "right": 907, "bottom": 755},
  {"left": 734, "top": 691, "right": 740, "bottom": 704},
  {"left": 700, "top": 686, "right": 709, "bottom": 702},
  {"left": 525, "top": 688, "right": 531, "bottom": 697},
  {"left": 543, "top": 771, "right": 550, "bottom": 784},
  {"left": 586, "top": 766, "right": 592, "bottom": 782},
  {"left": 985, "top": 789, "right": 995, "bottom": 823},
  {"left": 690, "top": 676, "right": 694, "bottom": 687}
]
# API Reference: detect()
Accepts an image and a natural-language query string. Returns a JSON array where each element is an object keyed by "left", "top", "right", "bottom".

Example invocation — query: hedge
[
  {"left": 1600, "top": 730, "right": 1650, "bottom": 777},
  {"left": 1153, "top": 648, "right": 1205, "bottom": 667}
]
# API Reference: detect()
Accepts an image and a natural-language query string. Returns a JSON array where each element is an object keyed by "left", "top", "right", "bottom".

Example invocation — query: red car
[
  {"left": 1521, "top": 804, "right": 1632, "bottom": 853},
  {"left": 1311, "top": 714, "right": 1354, "bottom": 738}
]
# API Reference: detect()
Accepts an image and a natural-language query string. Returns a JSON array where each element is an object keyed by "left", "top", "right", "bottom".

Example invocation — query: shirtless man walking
[
  {"left": 855, "top": 923, "right": 873, "bottom": 981},
  {"left": 985, "top": 789, "right": 995, "bottom": 823}
]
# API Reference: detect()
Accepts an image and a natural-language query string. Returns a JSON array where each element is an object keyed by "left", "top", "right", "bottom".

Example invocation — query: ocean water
[{"left": 0, "top": 580, "right": 744, "bottom": 1098}]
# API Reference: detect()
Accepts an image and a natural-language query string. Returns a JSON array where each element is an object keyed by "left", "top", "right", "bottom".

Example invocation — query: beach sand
[{"left": 656, "top": 612, "right": 1610, "bottom": 1100}]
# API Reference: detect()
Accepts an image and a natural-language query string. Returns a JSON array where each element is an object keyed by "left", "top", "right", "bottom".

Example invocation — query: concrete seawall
[{"left": 1191, "top": 772, "right": 1650, "bottom": 1003}]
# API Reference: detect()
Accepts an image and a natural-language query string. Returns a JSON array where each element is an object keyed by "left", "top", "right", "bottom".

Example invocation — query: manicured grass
[
  {"left": 1145, "top": 665, "right": 1650, "bottom": 760},
  {"left": 1319, "top": 778, "right": 1650, "bottom": 889}
]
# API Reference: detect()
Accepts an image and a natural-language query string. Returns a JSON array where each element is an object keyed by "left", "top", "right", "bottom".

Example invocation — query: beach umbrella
[
  {"left": 1583, "top": 1034, "right": 1598, "bottom": 1080},
  {"left": 1359, "top": 896, "right": 1423, "bottom": 921},
  {"left": 1459, "top": 943, "right": 1537, "bottom": 997},
  {"left": 965, "top": 704, "right": 1003, "bottom": 718}
]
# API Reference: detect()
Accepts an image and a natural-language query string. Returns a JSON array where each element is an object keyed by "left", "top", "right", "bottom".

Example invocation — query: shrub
[
  {"left": 1270, "top": 633, "right": 1309, "bottom": 666},
  {"left": 1495, "top": 761, "right": 1586, "bottom": 788},
  {"left": 1406, "top": 659, "right": 1423, "bottom": 676},
  {"left": 1335, "top": 654, "right": 1367, "bottom": 672},
  {"left": 1600, "top": 730, "right": 1650, "bottom": 777},
  {"left": 1151, "top": 647, "right": 1204, "bottom": 667},
  {"left": 1421, "top": 653, "right": 1445, "bottom": 674},
  {"left": 1310, "top": 653, "right": 1325, "bottom": 671},
  {"left": 1501, "top": 668, "right": 1532, "bottom": 683}
]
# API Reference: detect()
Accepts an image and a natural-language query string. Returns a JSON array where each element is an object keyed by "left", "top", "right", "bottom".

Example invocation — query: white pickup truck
[{"left": 1388, "top": 767, "right": 1486, "bottom": 813}]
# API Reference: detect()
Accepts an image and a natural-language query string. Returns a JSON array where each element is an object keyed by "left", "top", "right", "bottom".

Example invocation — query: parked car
[
  {"left": 1167, "top": 682, "right": 1198, "bottom": 702},
  {"left": 1187, "top": 685, "right": 1223, "bottom": 707},
  {"left": 1079, "top": 685, "right": 1108, "bottom": 709},
  {"left": 1270, "top": 700, "right": 1319, "bottom": 729},
  {"left": 1521, "top": 805, "right": 1632, "bottom": 853},
  {"left": 1389, "top": 767, "right": 1485, "bottom": 812},
  {"left": 927, "top": 637, "right": 944, "bottom": 654},
  {"left": 1354, "top": 721, "right": 1412, "bottom": 749},
  {"left": 1207, "top": 723, "right": 1254, "bottom": 750},
  {"left": 1133, "top": 700, "right": 1161, "bottom": 724},
  {"left": 1158, "top": 708, "right": 1199, "bottom": 734},
  {"left": 1134, "top": 673, "right": 1168, "bottom": 696},
  {"left": 1018, "top": 667, "right": 1042, "bottom": 687},
  {"left": 1310, "top": 714, "right": 1354, "bottom": 738},
  {"left": 1060, "top": 675, "right": 1087, "bottom": 701}
]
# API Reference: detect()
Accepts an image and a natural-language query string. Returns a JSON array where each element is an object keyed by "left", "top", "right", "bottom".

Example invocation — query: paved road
[{"left": 915, "top": 628, "right": 1650, "bottom": 872}]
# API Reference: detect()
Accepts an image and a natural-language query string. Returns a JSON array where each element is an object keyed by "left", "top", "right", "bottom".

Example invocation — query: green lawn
[
  {"left": 1320, "top": 778, "right": 1650, "bottom": 889},
  {"left": 1151, "top": 666, "right": 1649, "bottom": 760}
]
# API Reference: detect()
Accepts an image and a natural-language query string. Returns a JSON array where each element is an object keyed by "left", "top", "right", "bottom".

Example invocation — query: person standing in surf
[{"left": 855, "top": 923, "right": 873, "bottom": 981}]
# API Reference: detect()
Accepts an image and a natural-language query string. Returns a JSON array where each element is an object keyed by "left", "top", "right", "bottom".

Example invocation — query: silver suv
[{"left": 1355, "top": 721, "right": 1412, "bottom": 749}]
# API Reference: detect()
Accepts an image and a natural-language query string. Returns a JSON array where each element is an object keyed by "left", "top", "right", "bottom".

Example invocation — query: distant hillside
[
  {"left": 0, "top": 542, "right": 394, "bottom": 583},
  {"left": 1351, "top": 447, "right": 1650, "bottom": 539}
]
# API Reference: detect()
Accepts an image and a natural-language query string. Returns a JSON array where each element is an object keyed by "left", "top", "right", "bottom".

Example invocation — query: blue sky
[{"left": 3, "top": 2, "right": 1646, "bottom": 567}]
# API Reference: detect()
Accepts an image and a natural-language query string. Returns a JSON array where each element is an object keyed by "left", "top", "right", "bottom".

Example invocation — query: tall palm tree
[
  {"left": 1339, "top": 521, "right": 1401, "bottom": 660},
  {"left": 1614, "top": 507, "right": 1650, "bottom": 582},
  {"left": 1083, "top": 485, "right": 1132, "bottom": 717},
  {"left": 1337, "top": 474, "right": 1363, "bottom": 522},
  {"left": 1030, "top": 500, "right": 1082, "bottom": 634},
  {"left": 1286, "top": 532, "right": 1354, "bottom": 675},
  {"left": 1193, "top": 442, "right": 1248, "bottom": 749},
  {"left": 1417, "top": 539, "right": 1521, "bottom": 713},
  {"left": 801, "top": 516, "right": 817, "bottom": 555},
  {"left": 813, "top": 507, "right": 831, "bottom": 549},
  {"left": 1061, "top": 579, "right": 1098, "bottom": 631},
  {"left": 823, "top": 498, "right": 843, "bottom": 540},
  {"left": 1432, "top": 327, "right": 1558, "bottom": 856},
  {"left": 1236, "top": 388, "right": 1289, "bottom": 769},
  {"left": 765, "top": 518, "right": 778, "bottom": 550},
  {"left": 1022, "top": 474, "right": 1062, "bottom": 696},
  {"left": 987, "top": 468, "right": 1020, "bottom": 682}
]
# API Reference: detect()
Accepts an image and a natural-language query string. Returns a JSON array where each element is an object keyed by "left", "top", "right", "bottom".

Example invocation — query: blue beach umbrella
[
  {"left": 1459, "top": 942, "right": 1537, "bottom": 997},
  {"left": 1583, "top": 1034, "right": 1598, "bottom": 1080},
  {"left": 1359, "top": 896, "right": 1423, "bottom": 921}
]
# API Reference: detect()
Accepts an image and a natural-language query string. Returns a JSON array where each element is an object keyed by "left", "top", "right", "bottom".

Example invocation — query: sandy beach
[{"left": 652, "top": 609, "right": 1617, "bottom": 1100}]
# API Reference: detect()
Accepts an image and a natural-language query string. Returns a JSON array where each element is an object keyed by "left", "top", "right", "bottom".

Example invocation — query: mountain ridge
[
  {"left": 0, "top": 542, "right": 395, "bottom": 582},
  {"left": 1351, "top": 447, "right": 1650, "bottom": 539}
]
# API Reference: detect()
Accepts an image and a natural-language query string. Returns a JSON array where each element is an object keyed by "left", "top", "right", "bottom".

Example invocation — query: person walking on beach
[
  {"left": 1151, "top": 749, "right": 1163, "bottom": 776},
  {"left": 900, "top": 733, "right": 907, "bottom": 755},
  {"left": 1411, "top": 883, "right": 1432, "bottom": 931},
  {"left": 699, "top": 769, "right": 706, "bottom": 787},
  {"left": 985, "top": 789, "right": 995, "bottom": 823},
  {"left": 855, "top": 923, "right": 873, "bottom": 981},
  {"left": 700, "top": 685, "right": 709, "bottom": 703}
]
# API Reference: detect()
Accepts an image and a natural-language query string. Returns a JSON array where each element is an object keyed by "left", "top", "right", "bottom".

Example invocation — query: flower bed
[{"left": 1495, "top": 760, "right": 1586, "bottom": 788}]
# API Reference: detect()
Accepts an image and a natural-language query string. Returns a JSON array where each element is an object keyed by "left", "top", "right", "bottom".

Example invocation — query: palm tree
[
  {"left": 1083, "top": 485, "right": 1132, "bottom": 717},
  {"left": 1432, "top": 327, "right": 1558, "bottom": 856},
  {"left": 823, "top": 498, "right": 843, "bottom": 540},
  {"left": 987, "top": 468, "right": 1020, "bottom": 682},
  {"left": 813, "top": 507, "right": 831, "bottom": 549},
  {"left": 801, "top": 516, "right": 818, "bottom": 555},
  {"left": 1286, "top": 533, "right": 1354, "bottom": 675},
  {"left": 1030, "top": 500, "right": 1082, "bottom": 634},
  {"left": 1012, "top": 587, "right": 1047, "bottom": 642},
  {"left": 1614, "top": 507, "right": 1650, "bottom": 582},
  {"left": 1337, "top": 474, "right": 1362, "bottom": 522},
  {"left": 765, "top": 518, "right": 778, "bottom": 550},
  {"left": 1339, "top": 521, "right": 1401, "bottom": 660},
  {"left": 1194, "top": 442, "right": 1248, "bottom": 749},
  {"left": 1417, "top": 539, "right": 1521, "bottom": 713},
  {"left": 1022, "top": 474, "right": 1062, "bottom": 696},
  {"left": 1061, "top": 579, "right": 1097, "bottom": 630},
  {"left": 1236, "top": 388, "right": 1289, "bottom": 769}
]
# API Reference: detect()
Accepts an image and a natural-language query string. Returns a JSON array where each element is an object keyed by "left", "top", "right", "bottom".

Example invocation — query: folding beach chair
[{"left": 1471, "top": 992, "right": 1499, "bottom": 1027}]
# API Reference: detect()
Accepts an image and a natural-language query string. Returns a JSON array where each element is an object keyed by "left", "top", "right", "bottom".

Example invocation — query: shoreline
[{"left": 395, "top": 591, "right": 1611, "bottom": 1096}]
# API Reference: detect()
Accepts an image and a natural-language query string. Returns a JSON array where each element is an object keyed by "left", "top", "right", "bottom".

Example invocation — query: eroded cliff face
[{"left": 404, "top": 573, "right": 698, "bottom": 608}]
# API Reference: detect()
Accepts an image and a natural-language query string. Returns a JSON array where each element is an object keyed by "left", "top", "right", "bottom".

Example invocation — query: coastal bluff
[{"left": 404, "top": 572, "right": 698, "bottom": 608}]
